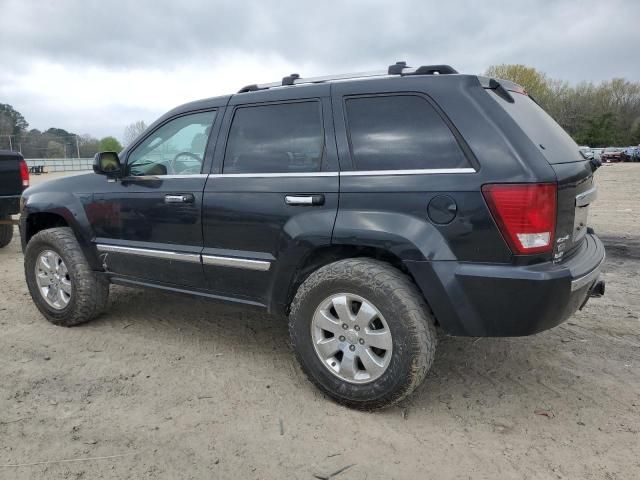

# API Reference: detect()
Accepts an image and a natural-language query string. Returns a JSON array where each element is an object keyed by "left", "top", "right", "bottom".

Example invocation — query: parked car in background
[
  {"left": 621, "top": 146, "right": 639, "bottom": 162},
  {"left": 601, "top": 147, "right": 623, "bottom": 162},
  {"left": 579, "top": 146, "right": 594, "bottom": 160},
  {"left": 0, "top": 150, "right": 30, "bottom": 248}
]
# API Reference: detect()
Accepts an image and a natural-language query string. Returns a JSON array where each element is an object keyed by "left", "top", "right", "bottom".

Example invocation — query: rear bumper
[
  {"left": 406, "top": 233, "right": 605, "bottom": 336},
  {"left": 0, "top": 195, "right": 20, "bottom": 217}
]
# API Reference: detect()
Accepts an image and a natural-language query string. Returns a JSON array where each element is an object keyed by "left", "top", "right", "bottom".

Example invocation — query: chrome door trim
[
  {"left": 340, "top": 168, "right": 476, "bottom": 176},
  {"left": 207, "top": 169, "right": 476, "bottom": 179},
  {"left": 209, "top": 172, "right": 338, "bottom": 178},
  {"left": 123, "top": 174, "right": 209, "bottom": 180},
  {"left": 201, "top": 254, "right": 271, "bottom": 271},
  {"left": 96, "top": 244, "right": 201, "bottom": 263},
  {"left": 97, "top": 244, "right": 273, "bottom": 271}
]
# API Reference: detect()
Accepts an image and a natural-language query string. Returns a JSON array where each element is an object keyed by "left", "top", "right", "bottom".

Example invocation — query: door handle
[
  {"left": 165, "top": 194, "right": 195, "bottom": 204},
  {"left": 285, "top": 194, "right": 325, "bottom": 206}
]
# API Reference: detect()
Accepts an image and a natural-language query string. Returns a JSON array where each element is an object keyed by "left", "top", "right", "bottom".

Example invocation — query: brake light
[
  {"left": 19, "top": 159, "right": 30, "bottom": 189},
  {"left": 482, "top": 183, "right": 556, "bottom": 254}
]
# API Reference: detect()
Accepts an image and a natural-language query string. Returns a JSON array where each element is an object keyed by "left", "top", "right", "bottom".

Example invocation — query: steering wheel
[{"left": 169, "top": 152, "right": 202, "bottom": 175}]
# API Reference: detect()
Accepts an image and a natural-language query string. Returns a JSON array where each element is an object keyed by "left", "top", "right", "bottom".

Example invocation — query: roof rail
[{"left": 237, "top": 62, "right": 458, "bottom": 93}]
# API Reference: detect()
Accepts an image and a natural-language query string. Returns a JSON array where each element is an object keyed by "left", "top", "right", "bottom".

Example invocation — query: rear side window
[
  {"left": 345, "top": 95, "right": 470, "bottom": 171},
  {"left": 224, "top": 101, "right": 324, "bottom": 173},
  {"left": 489, "top": 91, "right": 583, "bottom": 164}
]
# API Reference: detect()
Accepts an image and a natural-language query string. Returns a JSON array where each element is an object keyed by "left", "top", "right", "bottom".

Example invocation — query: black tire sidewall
[
  {"left": 25, "top": 232, "right": 84, "bottom": 325},
  {"left": 291, "top": 272, "right": 423, "bottom": 406}
]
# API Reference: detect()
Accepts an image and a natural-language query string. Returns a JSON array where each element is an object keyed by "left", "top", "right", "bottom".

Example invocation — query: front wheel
[
  {"left": 289, "top": 259, "right": 437, "bottom": 410},
  {"left": 24, "top": 227, "right": 109, "bottom": 326}
]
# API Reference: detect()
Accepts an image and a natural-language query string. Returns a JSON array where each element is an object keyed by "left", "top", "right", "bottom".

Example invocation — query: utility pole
[
  {"left": 8, "top": 135, "right": 12, "bottom": 151},
  {"left": 76, "top": 135, "right": 80, "bottom": 158}
]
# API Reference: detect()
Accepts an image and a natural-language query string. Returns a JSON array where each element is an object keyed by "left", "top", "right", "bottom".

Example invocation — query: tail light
[
  {"left": 482, "top": 183, "right": 557, "bottom": 255},
  {"left": 19, "top": 158, "right": 29, "bottom": 189}
]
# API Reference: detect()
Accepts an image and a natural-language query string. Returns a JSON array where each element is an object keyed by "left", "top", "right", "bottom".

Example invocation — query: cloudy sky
[{"left": 1, "top": 0, "right": 638, "bottom": 140}]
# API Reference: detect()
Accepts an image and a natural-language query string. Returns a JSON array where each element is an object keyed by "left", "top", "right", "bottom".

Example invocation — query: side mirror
[{"left": 93, "top": 152, "right": 122, "bottom": 178}]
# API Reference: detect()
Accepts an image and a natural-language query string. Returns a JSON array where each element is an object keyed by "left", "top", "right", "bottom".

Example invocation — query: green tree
[
  {"left": 574, "top": 113, "right": 618, "bottom": 147},
  {"left": 0, "top": 103, "right": 29, "bottom": 135},
  {"left": 484, "top": 64, "right": 551, "bottom": 102},
  {"left": 99, "top": 136, "right": 122, "bottom": 152}
]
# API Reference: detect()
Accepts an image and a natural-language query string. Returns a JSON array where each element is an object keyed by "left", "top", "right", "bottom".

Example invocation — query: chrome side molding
[
  {"left": 201, "top": 254, "right": 271, "bottom": 271},
  {"left": 340, "top": 168, "right": 476, "bottom": 176},
  {"left": 97, "top": 244, "right": 201, "bottom": 263},
  {"left": 96, "top": 244, "right": 271, "bottom": 271}
]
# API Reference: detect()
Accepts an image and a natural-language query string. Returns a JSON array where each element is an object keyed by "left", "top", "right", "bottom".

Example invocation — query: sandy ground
[{"left": 0, "top": 165, "right": 638, "bottom": 480}]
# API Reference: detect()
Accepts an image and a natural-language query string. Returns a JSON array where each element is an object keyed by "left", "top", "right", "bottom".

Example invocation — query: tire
[
  {"left": 0, "top": 217, "right": 13, "bottom": 248},
  {"left": 289, "top": 258, "right": 437, "bottom": 410},
  {"left": 24, "top": 227, "right": 109, "bottom": 326}
]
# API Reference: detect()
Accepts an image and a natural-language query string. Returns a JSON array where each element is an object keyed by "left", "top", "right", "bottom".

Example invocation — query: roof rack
[{"left": 238, "top": 62, "right": 458, "bottom": 93}]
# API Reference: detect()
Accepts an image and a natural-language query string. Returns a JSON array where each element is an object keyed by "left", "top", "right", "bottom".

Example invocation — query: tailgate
[
  {"left": 552, "top": 160, "right": 596, "bottom": 260},
  {"left": 0, "top": 154, "right": 23, "bottom": 196}
]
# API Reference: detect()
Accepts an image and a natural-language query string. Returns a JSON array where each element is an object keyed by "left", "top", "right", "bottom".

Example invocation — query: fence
[{"left": 25, "top": 158, "right": 93, "bottom": 173}]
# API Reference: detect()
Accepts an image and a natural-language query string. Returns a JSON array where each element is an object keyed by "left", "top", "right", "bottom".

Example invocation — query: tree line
[
  {"left": 0, "top": 104, "right": 147, "bottom": 158},
  {"left": 485, "top": 64, "right": 640, "bottom": 147}
]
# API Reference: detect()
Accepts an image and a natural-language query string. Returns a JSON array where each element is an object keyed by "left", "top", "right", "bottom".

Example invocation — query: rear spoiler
[{"left": 478, "top": 76, "right": 529, "bottom": 104}]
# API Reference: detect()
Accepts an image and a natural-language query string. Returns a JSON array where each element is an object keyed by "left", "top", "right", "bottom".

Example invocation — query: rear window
[
  {"left": 489, "top": 91, "right": 583, "bottom": 164},
  {"left": 345, "top": 95, "right": 470, "bottom": 171}
]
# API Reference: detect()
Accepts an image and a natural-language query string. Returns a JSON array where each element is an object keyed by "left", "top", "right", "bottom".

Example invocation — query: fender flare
[{"left": 21, "top": 191, "right": 102, "bottom": 270}]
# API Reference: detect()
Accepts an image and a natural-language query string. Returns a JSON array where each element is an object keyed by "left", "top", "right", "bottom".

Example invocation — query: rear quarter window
[
  {"left": 488, "top": 91, "right": 583, "bottom": 164},
  {"left": 345, "top": 95, "right": 470, "bottom": 171}
]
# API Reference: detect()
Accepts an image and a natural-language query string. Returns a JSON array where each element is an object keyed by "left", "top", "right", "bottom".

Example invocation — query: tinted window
[
  {"left": 345, "top": 95, "right": 469, "bottom": 171},
  {"left": 224, "top": 102, "right": 324, "bottom": 173},
  {"left": 489, "top": 91, "right": 583, "bottom": 164},
  {"left": 128, "top": 111, "right": 215, "bottom": 176}
]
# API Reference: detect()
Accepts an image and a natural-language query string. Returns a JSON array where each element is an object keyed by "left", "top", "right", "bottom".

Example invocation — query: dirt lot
[{"left": 1, "top": 165, "right": 638, "bottom": 479}]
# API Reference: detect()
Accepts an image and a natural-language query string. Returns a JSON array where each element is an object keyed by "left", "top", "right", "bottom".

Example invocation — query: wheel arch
[
  {"left": 271, "top": 244, "right": 435, "bottom": 320},
  {"left": 21, "top": 192, "right": 101, "bottom": 270}
]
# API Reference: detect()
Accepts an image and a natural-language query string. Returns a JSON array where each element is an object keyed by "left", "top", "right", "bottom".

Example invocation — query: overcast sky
[{"left": 1, "top": 0, "right": 638, "bottom": 140}]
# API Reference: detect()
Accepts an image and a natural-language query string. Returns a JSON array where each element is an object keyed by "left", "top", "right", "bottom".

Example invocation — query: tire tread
[
  {"left": 25, "top": 227, "right": 108, "bottom": 326},
  {"left": 289, "top": 258, "right": 436, "bottom": 410}
]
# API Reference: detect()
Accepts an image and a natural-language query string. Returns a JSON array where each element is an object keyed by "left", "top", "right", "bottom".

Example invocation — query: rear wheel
[
  {"left": 289, "top": 258, "right": 436, "bottom": 410},
  {"left": 24, "top": 227, "right": 109, "bottom": 326},
  {"left": 0, "top": 217, "right": 13, "bottom": 248}
]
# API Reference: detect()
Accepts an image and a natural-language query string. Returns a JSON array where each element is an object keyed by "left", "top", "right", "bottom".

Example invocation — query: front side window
[
  {"left": 224, "top": 101, "right": 324, "bottom": 174},
  {"left": 127, "top": 111, "right": 216, "bottom": 176},
  {"left": 345, "top": 95, "right": 470, "bottom": 171}
]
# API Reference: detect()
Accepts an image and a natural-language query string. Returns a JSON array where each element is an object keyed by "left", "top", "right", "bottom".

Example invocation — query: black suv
[{"left": 19, "top": 63, "right": 605, "bottom": 409}]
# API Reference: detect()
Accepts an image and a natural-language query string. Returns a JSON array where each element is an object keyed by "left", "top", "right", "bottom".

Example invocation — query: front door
[
  {"left": 201, "top": 87, "right": 339, "bottom": 308},
  {"left": 89, "top": 109, "right": 220, "bottom": 287}
]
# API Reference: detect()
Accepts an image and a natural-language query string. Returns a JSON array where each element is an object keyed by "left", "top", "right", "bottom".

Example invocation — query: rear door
[
  {"left": 201, "top": 86, "right": 339, "bottom": 307},
  {"left": 330, "top": 81, "right": 495, "bottom": 263}
]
